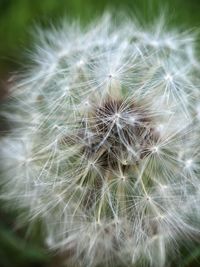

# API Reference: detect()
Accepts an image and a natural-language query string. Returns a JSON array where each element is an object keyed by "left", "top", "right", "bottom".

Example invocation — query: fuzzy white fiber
[{"left": 0, "top": 14, "right": 200, "bottom": 267}]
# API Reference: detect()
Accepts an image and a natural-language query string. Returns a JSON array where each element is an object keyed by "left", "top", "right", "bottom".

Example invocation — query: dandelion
[{"left": 0, "top": 14, "right": 200, "bottom": 267}]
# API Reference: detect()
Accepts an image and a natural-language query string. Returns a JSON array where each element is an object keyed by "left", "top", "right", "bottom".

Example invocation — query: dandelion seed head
[{"left": 0, "top": 13, "right": 200, "bottom": 267}]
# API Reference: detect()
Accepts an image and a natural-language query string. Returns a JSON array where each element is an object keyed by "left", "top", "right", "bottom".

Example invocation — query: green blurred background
[{"left": 0, "top": 0, "right": 200, "bottom": 266}]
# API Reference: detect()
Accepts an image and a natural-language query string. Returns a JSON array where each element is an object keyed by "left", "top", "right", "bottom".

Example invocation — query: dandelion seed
[
  {"left": 185, "top": 159, "right": 193, "bottom": 169},
  {"left": 164, "top": 73, "right": 173, "bottom": 82}
]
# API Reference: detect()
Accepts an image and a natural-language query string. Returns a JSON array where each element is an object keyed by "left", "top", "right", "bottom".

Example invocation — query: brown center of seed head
[{"left": 83, "top": 98, "right": 156, "bottom": 172}]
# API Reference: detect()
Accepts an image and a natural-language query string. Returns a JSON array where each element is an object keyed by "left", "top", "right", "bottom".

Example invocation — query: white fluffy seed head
[{"left": 0, "top": 14, "right": 200, "bottom": 267}]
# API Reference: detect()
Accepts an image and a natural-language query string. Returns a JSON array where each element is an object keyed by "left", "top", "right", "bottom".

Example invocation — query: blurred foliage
[
  {"left": 0, "top": 0, "right": 200, "bottom": 266},
  {"left": 0, "top": 206, "right": 50, "bottom": 267}
]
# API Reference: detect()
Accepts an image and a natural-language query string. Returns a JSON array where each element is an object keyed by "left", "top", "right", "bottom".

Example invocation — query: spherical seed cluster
[{"left": 0, "top": 14, "right": 200, "bottom": 267}]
